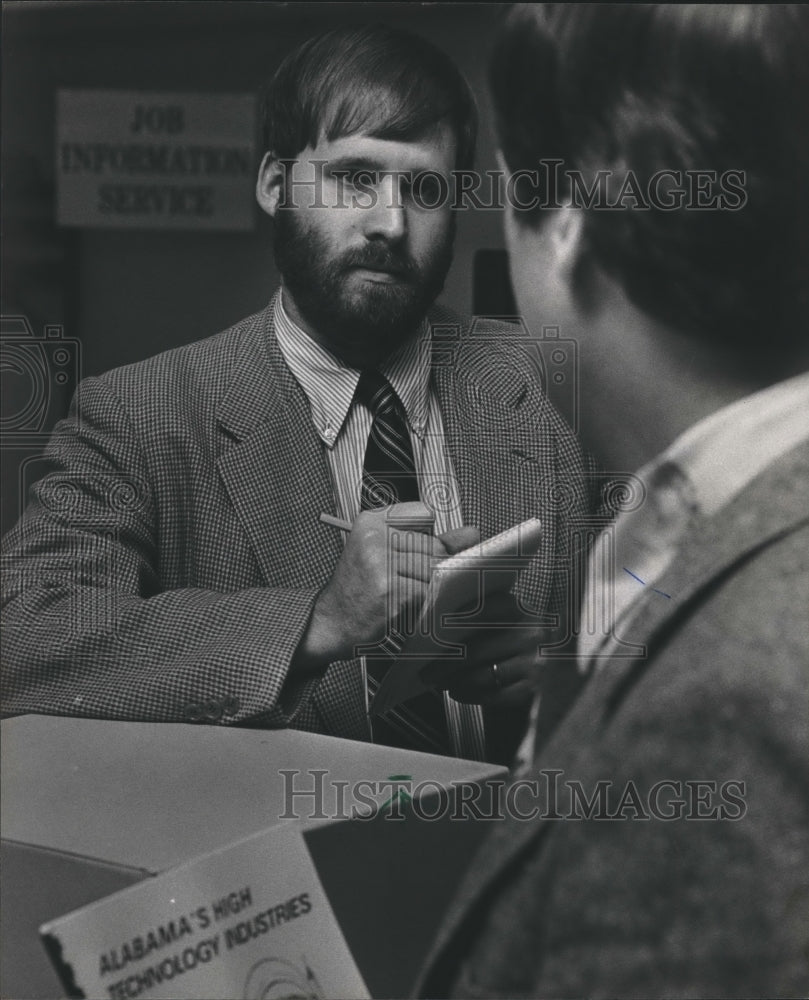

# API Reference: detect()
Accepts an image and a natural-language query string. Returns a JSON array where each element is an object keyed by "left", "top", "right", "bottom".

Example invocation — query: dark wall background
[
  {"left": 2, "top": 1, "right": 505, "bottom": 372},
  {"left": 1, "top": 1, "right": 506, "bottom": 532}
]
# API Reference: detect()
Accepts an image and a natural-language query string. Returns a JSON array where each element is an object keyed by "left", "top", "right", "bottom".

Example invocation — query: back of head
[
  {"left": 491, "top": 4, "right": 809, "bottom": 362},
  {"left": 262, "top": 23, "right": 477, "bottom": 170}
]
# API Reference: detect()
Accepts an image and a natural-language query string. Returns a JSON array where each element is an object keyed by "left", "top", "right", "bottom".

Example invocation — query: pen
[
  {"left": 319, "top": 511, "right": 437, "bottom": 533},
  {"left": 319, "top": 512, "right": 353, "bottom": 532}
]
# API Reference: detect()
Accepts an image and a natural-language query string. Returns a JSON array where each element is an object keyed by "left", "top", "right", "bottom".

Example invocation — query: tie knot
[
  {"left": 358, "top": 368, "right": 419, "bottom": 509},
  {"left": 356, "top": 370, "right": 397, "bottom": 415}
]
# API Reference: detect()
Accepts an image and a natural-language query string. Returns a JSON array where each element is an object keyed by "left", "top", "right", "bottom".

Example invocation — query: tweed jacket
[
  {"left": 1, "top": 297, "right": 592, "bottom": 739},
  {"left": 418, "top": 439, "right": 809, "bottom": 997}
]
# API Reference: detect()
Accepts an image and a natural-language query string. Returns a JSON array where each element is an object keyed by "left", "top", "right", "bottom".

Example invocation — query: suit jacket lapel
[
  {"left": 419, "top": 439, "right": 809, "bottom": 995},
  {"left": 215, "top": 302, "right": 342, "bottom": 588},
  {"left": 215, "top": 302, "right": 367, "bottom": 738},
  {"left": 430, "top": 313, "right": 562, "bottom": 612}
]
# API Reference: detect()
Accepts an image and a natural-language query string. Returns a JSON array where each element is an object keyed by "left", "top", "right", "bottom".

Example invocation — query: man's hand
[
  {"left": 438, "top": 524, "right": 481, "bottom": 555},
  {"left": 292, "top": 502, "right": 479, "bottom": 675},
  {"left": 421, "top": 589, "right": 544, "bottom": 709}
]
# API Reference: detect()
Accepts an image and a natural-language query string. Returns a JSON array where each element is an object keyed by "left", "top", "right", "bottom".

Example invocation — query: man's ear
[
  {"left": 549, "top": 205, "right": 586, "bottom": 281},
  {"left": 550, "top": 203, "right": 602, "bottom": 313},
  {"left": 256, "top": 152, "right": 285, "bottom": 218},
  {"left": 496, "top": 147, "right": 585, "bottom": 274}
]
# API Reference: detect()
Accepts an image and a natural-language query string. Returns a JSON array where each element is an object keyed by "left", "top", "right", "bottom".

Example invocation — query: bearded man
[{"left": 1, "top": 24, "right": 592, "bottom": 763}]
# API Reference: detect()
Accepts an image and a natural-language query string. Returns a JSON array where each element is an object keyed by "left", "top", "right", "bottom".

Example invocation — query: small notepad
[{"left": 370, "top": 518, "right": 544, "bottom": 715}]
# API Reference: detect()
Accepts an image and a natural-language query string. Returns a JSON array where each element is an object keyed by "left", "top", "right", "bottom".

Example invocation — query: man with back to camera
[
  {"left": 1, "top": 23, "right": 593, "bottom": 763},
  {"left": 419, "top": 3, "right": 809, "bottom": 994}
]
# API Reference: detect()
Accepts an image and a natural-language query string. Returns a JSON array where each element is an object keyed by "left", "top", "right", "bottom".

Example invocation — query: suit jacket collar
[
  {"left": 418, "top": 437, "right": 809, "bottom": 996},
  {"left": 215, "top": 297, "right": 343, "bottom": 588},
  {"left": 216, "top": 294, "right": 293, "bottom": 442},
  {"left": 429, "top": 307, "right": 566, "bottom": 613}
]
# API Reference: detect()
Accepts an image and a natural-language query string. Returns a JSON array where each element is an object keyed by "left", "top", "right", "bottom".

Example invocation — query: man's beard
[{"left": 273, "top": 209, "right": 454, "bottom": 368}]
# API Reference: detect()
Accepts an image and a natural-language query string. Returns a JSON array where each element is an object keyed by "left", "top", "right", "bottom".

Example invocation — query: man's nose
[{"left": 363, "top": 173, "right": 406, "bottom": 241}]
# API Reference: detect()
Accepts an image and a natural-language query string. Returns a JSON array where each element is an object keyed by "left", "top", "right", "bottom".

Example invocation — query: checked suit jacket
[
  {"left": 417, "top": 439, "right": 809, "bottom": 997},
  {"left": 1, "top": 295, "right": 593, "bottom": 740}
]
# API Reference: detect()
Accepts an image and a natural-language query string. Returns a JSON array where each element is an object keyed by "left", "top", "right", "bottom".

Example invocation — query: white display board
[{"left": 56, "top": 90, "right": 256, "bottom": 231}]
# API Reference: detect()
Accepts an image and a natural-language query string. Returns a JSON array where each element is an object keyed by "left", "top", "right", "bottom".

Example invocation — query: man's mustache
[{"left": 340, "top": 243, "right": 418, "bottom": 280}]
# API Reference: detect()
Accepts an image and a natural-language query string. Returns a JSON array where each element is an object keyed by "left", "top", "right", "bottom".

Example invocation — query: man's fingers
[
  {"left": 438, "top": 525, "right": 481, "bottom": 555},
  {"left": 444, "top": 659, "right": 536, "bottom": 707},
  {"left": 430, "top": 646, "right": 542, "bottom": 696},
  {"left": 450, "top": 678, "right": 536, "bottom": 708},
  {"left": 391, "top": 531, "right": 445, "bottom": 582},
  {"left": 460, "top": 624, "right": 542, "bottom": 666},
  {"left": 384, "top": 501, "right": 436, "bottom": 534}
]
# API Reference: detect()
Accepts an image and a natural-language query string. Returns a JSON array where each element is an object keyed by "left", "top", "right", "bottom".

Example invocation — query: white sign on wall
[{"left": 56, "top": 90, "right": 257, "bottom": 231}]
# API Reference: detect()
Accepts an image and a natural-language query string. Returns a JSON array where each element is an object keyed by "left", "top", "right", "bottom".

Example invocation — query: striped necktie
[
  {"left": 356, "top": 370, "right": 451, "bottom": 755},
  {"left": 357, "top": 369, "right": 421, "bottom": 508}
]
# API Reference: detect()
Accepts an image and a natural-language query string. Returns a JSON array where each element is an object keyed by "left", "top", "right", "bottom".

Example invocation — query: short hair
[
  {"left": 490, "top": 3, "right": 809, "bottom": 353},
  {"left": 261, "top": 24, "right": 477, "bottom": 170}
]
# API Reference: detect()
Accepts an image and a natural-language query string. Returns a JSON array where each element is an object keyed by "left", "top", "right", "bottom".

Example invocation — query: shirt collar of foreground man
[{"left": 578, "top": 368, "right": 809, "bottom": 672}]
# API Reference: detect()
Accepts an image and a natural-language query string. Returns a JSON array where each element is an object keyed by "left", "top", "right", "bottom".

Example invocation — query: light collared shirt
[
  {"left": 274, "top": 290, "right": 486, "bottom": 759},
  {"left": 274, "top": 290, "right": 464, "bottom": 534},
  {"left": 579, "top": 371, "right": 809, "bottom": 670}
]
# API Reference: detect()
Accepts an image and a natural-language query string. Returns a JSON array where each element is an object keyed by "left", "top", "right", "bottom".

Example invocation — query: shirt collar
[
  {"left": 274, "top": 290, "right": 431, "bottom": 448},
  {"left": 379, "top": 321, "right": 431, "bottom": 439},
  {"left": 649, "top": 370, "right": 809, "bottom": 518}
]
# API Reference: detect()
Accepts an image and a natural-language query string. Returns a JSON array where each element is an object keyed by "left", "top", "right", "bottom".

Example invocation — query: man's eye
[
  {"left": 421, "top": 179, "right": 441, "bottom": 199},
  {"left": 409, "top": 174, "right": 443, "bottom": 205},
  {"left": 338, "top": 170, "right": 378, "bottom": 188}
]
